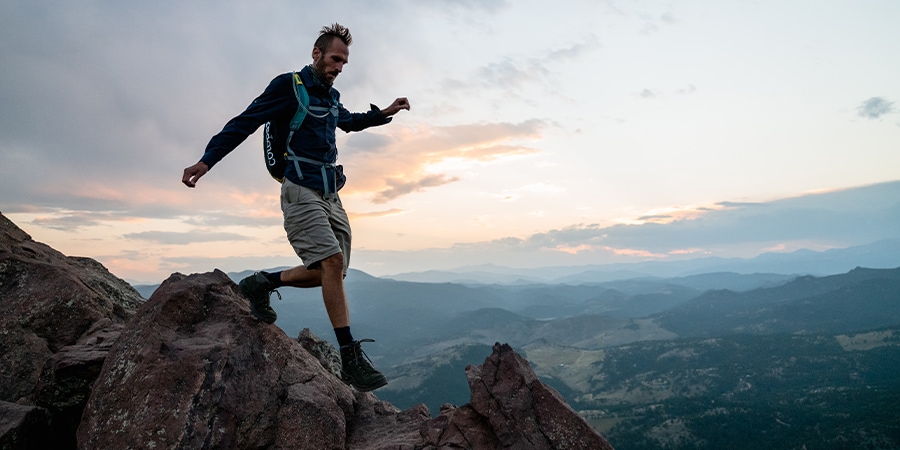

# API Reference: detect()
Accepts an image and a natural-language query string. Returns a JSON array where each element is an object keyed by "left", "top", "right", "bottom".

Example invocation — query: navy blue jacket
[{"left": 200, "top": 65, "right": 390, "bottom": 192}]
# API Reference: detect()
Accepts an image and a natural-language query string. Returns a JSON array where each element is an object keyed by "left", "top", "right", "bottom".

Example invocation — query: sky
[{"left": 1, "top": 0, "right": 899, "bottom": 284}]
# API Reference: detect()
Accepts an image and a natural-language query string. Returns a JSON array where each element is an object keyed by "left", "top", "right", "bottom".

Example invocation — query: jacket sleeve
[
  {"left": 199, "top": 74, "right": 295, "bottom": 169},
  {"left": 336, "top": 101, "right": 392, "bottom": 133}
]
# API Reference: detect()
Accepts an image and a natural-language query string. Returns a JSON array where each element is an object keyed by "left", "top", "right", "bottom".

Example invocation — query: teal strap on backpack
[
  {"left": 282, "top": 72, "right": 342, "bottom": 198},
  {"left": 283, "top": 72, "right": 310, "bottom": 186},
  {"left": 263, "top": 71, "right": 339, "bottom": 196}
]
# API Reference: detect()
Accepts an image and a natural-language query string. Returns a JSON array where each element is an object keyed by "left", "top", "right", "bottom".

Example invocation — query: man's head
[{"left": 312, "top": 23, "right": 352, "bottom": 85}]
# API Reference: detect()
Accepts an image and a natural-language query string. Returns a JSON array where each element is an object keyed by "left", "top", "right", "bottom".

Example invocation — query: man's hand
[
  {"left": 381, "top": 97, "right": 410, "bottom": 117},
  {"left": 182, "top": 162, "right": 209, "bottom": 188}
]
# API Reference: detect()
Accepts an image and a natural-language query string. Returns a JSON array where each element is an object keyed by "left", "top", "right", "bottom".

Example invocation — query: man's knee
[{"left": 319, "top": 252, "right": 344, "bottom": 272}]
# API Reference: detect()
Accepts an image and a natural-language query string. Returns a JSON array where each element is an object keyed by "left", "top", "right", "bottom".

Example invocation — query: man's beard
[{"left": 311, "top": 58, "right": 334, "bottom": 86}]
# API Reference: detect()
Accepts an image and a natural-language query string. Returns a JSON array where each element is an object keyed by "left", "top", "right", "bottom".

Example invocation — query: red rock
[
  {"left": 78, "top": 270, "right": 361, "bottom": 448},
  {"left": 0, "top": 401, "right": 51, "bottom": 449},
  {"left": 422, "top": 343, "right": 615, "bottom": 450},
  {"left": 0, "top": 213, "right": 142, "bottom": 403},
  {"left": 0, "top": 213, "right": 142, "bottom": 449}
]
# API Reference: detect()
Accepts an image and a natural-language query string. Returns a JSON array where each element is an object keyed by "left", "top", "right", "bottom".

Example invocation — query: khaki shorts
[{"left": 280, "top": 178, "right": 351, "bottom": 274}]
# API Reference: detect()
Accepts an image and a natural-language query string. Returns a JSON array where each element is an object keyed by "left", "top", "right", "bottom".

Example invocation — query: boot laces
[{"left": 347, "top": 339, "right": 377, "bottom": 367}]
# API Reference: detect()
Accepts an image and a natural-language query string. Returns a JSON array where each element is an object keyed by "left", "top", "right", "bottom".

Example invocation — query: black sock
[
  {"left": 334, "top": 326, "right": 354, "bottom": 347},
  {"left": 264, "top": 271, "right": 283, "bottom": 288}
]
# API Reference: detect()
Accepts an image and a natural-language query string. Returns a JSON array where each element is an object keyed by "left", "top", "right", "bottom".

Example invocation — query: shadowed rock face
[
  {"left": 0, "top": 214, "right": 142, "bottom": 403},
  {"left": 0, "top": 213, "right": 613, "bottom": 449},
  {"left": 0, "top": 213, "right": 144, "bottom": 448}
]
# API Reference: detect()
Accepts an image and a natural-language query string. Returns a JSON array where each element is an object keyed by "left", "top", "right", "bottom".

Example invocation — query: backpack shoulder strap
[
  {"left": 285, "top": 72, "right": 310, "bottom": 185},
  {"left": 289, "top": 72, "right": 309, "bottom": 130}
]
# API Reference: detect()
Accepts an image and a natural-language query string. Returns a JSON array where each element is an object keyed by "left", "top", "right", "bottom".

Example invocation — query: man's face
[{"left": 312, "top": 39, "right": 349, "bottom": 85}]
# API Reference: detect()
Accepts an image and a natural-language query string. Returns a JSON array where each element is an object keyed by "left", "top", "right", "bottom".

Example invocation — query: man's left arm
[{"left": 337, "top": 97, "right": 410, "bottom": 132}]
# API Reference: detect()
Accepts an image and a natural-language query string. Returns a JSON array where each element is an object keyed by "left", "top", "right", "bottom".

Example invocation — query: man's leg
[
  {"left": 279, "top": 265, "right": 324, "bottom": 288},
  {"left": 275, "top": 256, "right": 349, "bottom": 328},
  {"left": 277, "top": 253, "right": 384, "bottom": 390},
  {"left": 318, "top": 253, "right": 349, "bottom": 328}
]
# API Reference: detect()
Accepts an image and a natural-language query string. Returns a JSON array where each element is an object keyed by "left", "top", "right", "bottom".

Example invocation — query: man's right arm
[{"left": 182, "top": 74, "right": 294, "bottom": 187}]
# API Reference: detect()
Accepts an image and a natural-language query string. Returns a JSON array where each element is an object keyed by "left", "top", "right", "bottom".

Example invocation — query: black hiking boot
[
  {"left": 238, "top": 272, "right": 279, "bottom": 324},
  {"left": 340, "top": 339, "right": 388, "bottom": 392}
]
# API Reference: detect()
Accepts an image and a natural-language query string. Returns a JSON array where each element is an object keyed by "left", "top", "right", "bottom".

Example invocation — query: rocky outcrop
[
  {"left": 0, "top": 213, "right": 144, "bottom": 448},
  {"left": 77, "top": 269, "right": 428, "bottom": 449},
  {"left": 0, "top": 213, "right": 613, "bottom": 449},
  {"left": 421, "top": 343, "right": 614, "bottom": 449},
  {"left": 77, "top": 270, "right": 613, "bottom": 448}
]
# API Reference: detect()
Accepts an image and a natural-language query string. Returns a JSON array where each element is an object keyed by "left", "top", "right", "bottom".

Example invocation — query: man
[{"left": 182, "top": 23, "right": 409, "bottom": 392}]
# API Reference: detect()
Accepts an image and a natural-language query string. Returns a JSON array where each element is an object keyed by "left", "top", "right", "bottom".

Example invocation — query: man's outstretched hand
[
  {"left": 381, "top": 97, "right": 411, "bottom": 117},
  {"left": 182, "top": 162, "right": 209, "bottom": 188}
]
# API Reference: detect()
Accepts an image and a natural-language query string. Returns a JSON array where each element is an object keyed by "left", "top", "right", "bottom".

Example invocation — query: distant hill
[
  {"left": 543, "top": 327, "right": 900, "bottom": 449},
  {"left": 385, "top": 239, "right": 900, "bottom": 284},
  {"left": 655, "top": 267, "right": 900, "bottom": 337}
]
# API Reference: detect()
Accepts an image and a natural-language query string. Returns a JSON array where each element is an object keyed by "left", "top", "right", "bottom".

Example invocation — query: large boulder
[
  {"left": 0, "top": 213, "right": 143, "bottom": 449},
  {"left": 77, "top": 270, "right": 427, "bottom": 449},
  {"left": 0, "top": 213, "right": 143, "bottom": 404}
]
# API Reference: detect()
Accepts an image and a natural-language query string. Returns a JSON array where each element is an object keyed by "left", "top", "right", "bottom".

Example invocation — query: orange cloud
[
  {"left": 603, "top": 246, "right": 667, "bottom": 258},
  {"left": 552, "top": 244, "right": 593, "bottom": 255},
  {"left": 371, "top": 174, "right": 460, "bottom": 203},
  {"left": 342, "top": 120, "right": 546, "bottom": 202},
  {"left": 349, "top": 208, "right": 407, "bottom": 219},
  {"left": 668, "top": 248, "right": 709, "bottom": 255}
]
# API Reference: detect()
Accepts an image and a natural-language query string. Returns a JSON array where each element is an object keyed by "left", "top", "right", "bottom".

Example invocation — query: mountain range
[
  {"left": 382, "top": 238, "right": 900, "bottom": 284},
  {"left": 129, "top": 240, "right": 900, "bottom": 448}
]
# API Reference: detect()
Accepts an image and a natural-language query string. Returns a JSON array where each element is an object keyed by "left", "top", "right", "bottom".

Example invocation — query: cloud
[
  {"left": 547, "top": 38, "right": 601, "bottom": 62},
  {"left": 717, "top": 201, "right": 762, "bottom": 208},
  {"left": 637, "top": 214, "right": 673, "bottom": 222},
  {"left": 351, "top": 181, "right": 900, "bottom": 275},
  {"left": 677, "top": 84, "right": 697, "bottom": 94},
  {"left": 342, "top": 119, "right": 546, "bottom": 201},
  {"left": 123, "top": 230, "right": 252, "bottom": 245},
  {"left": 371, "top": 174, "right": 461, "bottom": 203},
  {"left": 857, "top": 97, "right": 895, "bottom": 119},
  {"left": 349, "top": 209, "right": 407, "bottom": 219},
  {"left": 30, "top": 211, "right": 132, "bottom": 231},
  {"left": 637, "top": 10, "right": 677, "bottom": 35},
  {"left": 182, "top": 213, "right": 281, "bottom": 228},
  {"left": 344, "top": 133, "right": 393, "bottom": 154},
  {"left": 588, "top": 183, "right": 900, "bottom": 251},
  {"left": 421, "top": 0, "right": 510, "bottom": 14},
  {"left": 436, "top": 37, "right": 600, "bottom": 102},
  {"left": 497, "top": 182, "right": 566, "bottom": 201}
]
